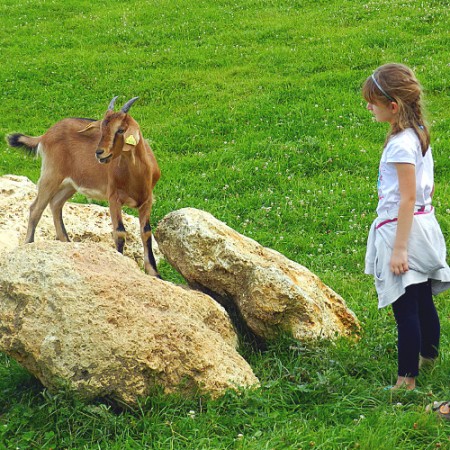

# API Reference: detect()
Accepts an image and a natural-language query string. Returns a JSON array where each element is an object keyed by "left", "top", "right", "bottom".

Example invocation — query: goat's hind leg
[
  {"left": 25, "top": 177, "right": 64, "bottom": 243},
  {"left": 49, "top": 185, "right": 76, "bottom": 241}
]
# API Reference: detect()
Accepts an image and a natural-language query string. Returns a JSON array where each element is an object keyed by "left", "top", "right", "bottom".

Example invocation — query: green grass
[{"left": 1, "top": 0, "right": 450, "bottom": 448}]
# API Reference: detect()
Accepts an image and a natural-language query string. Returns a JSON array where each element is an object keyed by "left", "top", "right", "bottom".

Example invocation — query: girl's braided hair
[{"left": 362, "top": 63, "right": 430, "bottom": 155}]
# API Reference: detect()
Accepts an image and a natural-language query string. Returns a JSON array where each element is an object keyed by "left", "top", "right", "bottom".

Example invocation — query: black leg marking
[
  {"left": 147, "top": 241, "right": 158, "bottom": 274},
  {"left": 117, "top": 238, "right": 125, "bottom": 254},
  {"left": 144, "top": 222, "right": 160, "bottom": 277},
  {"left": 116, "top": 222, "right": 126, "bottom": 254}
]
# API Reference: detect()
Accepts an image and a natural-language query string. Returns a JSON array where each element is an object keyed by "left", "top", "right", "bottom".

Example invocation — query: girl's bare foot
[{"left": 391, "top": 376, "right": 416, "bottom": 390}]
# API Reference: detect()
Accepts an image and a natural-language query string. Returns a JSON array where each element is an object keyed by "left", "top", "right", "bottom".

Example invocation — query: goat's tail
[{"left": 6, "top": 133, "right": 42, "bottom": 155}]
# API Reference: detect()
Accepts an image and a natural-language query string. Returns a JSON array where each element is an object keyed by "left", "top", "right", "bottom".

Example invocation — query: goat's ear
[
  {"left": 78, "top": 121, "right": 101, "bottom": 134},
  {"left": 123, "top": 126, "right": 140, "bottom": 152}
]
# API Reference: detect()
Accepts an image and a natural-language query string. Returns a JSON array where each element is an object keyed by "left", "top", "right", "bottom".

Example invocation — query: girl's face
[{"left": 366, "top": 101, "right": 397, "bottom": 124}]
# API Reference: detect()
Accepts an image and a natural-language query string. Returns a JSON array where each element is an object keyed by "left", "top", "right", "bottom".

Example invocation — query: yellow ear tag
[{"left": 125, "top": 135, "right": 137, "bottom": 146}]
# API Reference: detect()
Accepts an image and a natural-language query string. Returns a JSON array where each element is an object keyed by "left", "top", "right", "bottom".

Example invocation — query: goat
[{"left": 6, "top": 96, "right": 161, "bottom": 277}]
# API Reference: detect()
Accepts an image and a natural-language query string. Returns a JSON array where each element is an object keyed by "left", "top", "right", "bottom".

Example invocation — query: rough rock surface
[
  {"left": 0, "top": 174, "right": 162, "bottom": 269},
  {"left": 0, "top": 241, "right": 258, "bottom": 405},
  {"left": 155, "top": 208, "right": 360, "bottom": 341}
]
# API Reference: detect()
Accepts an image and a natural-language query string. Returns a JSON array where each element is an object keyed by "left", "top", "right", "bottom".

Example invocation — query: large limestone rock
[
  {"left": 155, "top": 208, "right": 360, "bottom": 342},
  {"left": 0, "top": 241, "right": 258, "bottom": 405},
  {"left": 0, "top": 174, "right": 162, "bottom": 269}
]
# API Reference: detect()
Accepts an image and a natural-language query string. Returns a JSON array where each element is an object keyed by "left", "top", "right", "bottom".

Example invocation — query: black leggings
[{"left": 392, "top": 280, "right": 440, "bottom": 378}]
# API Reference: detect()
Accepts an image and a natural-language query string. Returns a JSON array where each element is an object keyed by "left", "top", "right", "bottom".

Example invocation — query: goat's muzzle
[{"left": 96, "top": 148, "right": 113, "bottom": 164}]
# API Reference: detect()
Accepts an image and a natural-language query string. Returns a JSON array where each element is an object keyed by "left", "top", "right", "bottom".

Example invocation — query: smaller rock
[{"left": 155, "top": 208, "right": 360, "bottom": 342}]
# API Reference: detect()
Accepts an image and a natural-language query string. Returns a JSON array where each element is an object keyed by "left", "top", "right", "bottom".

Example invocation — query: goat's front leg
[
  {"left": 49, "top": 186, "right": 77, "bottom": 242},
  {"left": 109, "top": 200, "right": 126, "bottom": 254},
  {"left": 138, "top": 206, "right": 160, "bottom": 277}
]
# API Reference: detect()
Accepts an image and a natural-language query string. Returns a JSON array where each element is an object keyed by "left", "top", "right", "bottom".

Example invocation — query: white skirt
[{"left": 365, "top": 207, "right": 450, "bottom": 308}]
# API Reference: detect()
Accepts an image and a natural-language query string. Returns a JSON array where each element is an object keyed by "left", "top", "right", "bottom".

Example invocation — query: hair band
[{"left": 371, "top": 74, "right": 396, "bottom": 102}]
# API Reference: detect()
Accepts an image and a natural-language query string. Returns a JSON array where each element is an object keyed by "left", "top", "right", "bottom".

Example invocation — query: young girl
[{"left": 363, "top": 63, "right": 450, "bottom": 390}]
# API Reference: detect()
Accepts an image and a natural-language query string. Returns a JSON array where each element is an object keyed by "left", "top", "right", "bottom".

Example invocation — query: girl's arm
[{"left": 391, "top": 163, "right": 416, "bottom": 275}]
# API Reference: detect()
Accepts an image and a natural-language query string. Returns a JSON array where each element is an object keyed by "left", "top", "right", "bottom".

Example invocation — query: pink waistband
[{"left": 375, "top": 205, "right": 433, "bottom": 230}]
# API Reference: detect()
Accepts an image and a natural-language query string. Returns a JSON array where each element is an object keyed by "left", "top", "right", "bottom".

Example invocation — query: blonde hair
[{"left": 362, "top": 63, "right": 430, "bottom": 155}]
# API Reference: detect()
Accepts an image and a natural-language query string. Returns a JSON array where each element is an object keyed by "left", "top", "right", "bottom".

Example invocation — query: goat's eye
[{"left": 117, "top": 129, "right": 125, "bottom": 135}]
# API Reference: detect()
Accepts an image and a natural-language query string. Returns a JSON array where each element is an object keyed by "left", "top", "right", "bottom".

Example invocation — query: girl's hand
[{"left": 390, "top": 247, "right": 409, "bottom": 275}]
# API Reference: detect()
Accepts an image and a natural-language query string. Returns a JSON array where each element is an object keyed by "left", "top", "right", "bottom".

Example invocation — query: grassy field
[{"left": 1, "top": 0, "right": 450, "bottom": 448}]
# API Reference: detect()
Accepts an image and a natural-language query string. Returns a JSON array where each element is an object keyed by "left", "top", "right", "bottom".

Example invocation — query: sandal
[{"left": 427, "top": 401, "right": 450, "bottom": 420}]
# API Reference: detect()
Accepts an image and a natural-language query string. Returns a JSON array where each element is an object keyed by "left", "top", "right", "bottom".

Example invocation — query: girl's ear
[{"left": 391, "top": 102, "right": 399, "bottom": 114}]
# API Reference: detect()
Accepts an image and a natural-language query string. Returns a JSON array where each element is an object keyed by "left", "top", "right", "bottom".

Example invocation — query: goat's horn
[
  {"left": 121, "top": 97, "right": 139, "bottom": 113},
  {"left": 108, "top": 96, "right": 119, "bottom": 111}
]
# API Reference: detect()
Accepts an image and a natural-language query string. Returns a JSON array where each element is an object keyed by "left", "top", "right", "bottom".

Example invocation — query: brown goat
[{"left": 7, "top": 96, "right": 161, "bottom": 277}]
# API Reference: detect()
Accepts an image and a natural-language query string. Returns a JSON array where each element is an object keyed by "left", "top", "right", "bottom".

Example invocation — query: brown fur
[{"left": 7, "top": 99, "right": 161, "bottom": 276}]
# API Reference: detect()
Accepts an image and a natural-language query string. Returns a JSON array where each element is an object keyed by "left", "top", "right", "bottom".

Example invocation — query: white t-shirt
[{"left": 376, "top": 128, "right": 433, "bottom": 216}]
